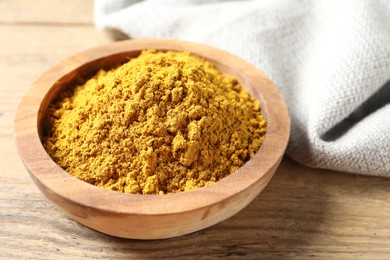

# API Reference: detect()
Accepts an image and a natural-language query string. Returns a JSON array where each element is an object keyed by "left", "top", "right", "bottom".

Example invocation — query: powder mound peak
[{"left": 43, "top": 50, "right": 266, "bottom": 194}]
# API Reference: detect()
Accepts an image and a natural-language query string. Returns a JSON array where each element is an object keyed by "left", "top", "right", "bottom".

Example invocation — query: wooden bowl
[{"left": 15, "top": 39, "right": 290, "bottom": 239}]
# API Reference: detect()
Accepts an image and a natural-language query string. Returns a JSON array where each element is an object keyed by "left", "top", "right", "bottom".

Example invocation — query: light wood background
[{"left": 1, "top": 1, "right": 390, "bottom": 259}]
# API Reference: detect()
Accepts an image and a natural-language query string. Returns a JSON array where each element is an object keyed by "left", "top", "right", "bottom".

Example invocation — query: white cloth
[{"left": 94, "top": 0, "right": 390, "bottom": 177}]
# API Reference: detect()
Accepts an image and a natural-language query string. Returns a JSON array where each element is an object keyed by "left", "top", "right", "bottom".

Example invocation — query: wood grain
[
  {"left": 0, "top": 0, "right": 93, "bottom": 25},
  {"left": 2, "top": 0, "right": 390, "bottom": 258}
]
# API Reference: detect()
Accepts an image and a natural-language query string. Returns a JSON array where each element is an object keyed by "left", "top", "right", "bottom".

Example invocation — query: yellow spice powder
[{"left": 43, "top": 50, "right": 266, "bottom": 194}]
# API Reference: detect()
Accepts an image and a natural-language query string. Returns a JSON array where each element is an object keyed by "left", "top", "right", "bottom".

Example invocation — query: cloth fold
[{"left": 94, "top": 0, "right": 390, "bottom": 177}]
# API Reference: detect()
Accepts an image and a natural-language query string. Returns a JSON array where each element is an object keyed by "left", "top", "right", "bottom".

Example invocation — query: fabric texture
[{"left": 94, "top": 0, "right": 390, "bottom": 177}]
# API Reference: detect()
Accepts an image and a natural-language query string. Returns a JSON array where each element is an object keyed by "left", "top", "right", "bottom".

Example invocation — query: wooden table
[{"left": 1, "top": 1, "right": 390, "bottom": 259}]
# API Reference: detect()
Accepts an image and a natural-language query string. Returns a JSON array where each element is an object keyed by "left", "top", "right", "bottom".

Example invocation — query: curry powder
[{"left": 43, "top": 50, "right": 267, "bottom": 194}]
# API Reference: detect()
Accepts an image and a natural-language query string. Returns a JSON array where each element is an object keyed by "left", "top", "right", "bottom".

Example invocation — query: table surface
[{"left": 1, "top": 1, "right": 390, "bottom": 259}]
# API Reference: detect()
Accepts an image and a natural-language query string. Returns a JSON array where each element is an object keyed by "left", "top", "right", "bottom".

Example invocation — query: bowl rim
[{"left": 14, "top": 39, "right": 290, "bottom": 216}]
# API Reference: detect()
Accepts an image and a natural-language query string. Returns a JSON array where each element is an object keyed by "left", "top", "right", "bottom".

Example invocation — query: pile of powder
[{"left": 43, "top": 50, "right": 266, "bottom": 194}]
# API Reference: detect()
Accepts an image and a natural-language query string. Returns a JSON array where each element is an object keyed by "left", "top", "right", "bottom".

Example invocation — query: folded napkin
[{"left": 94, "top": 0, "right": 390, "bottom": 177}]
